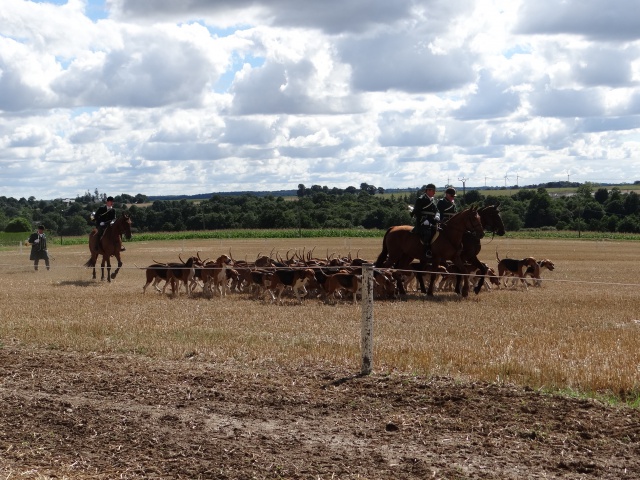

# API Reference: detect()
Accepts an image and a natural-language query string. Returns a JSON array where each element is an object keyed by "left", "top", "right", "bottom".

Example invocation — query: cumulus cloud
[
  {"left": 515, "top": 0, "right": 640, "bottom": 41},
  {"left": 1, "top": 0, "right": 640, "bottom": 199}
]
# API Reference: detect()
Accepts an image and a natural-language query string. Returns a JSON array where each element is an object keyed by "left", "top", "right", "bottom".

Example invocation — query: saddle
[{"left": 411, "top": 224, "right": 440, "bottom": 241}]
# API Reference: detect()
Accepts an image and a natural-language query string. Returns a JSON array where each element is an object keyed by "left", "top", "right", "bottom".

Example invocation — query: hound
[
  {"left": 469, "top": 264, "right": 501, "bottom": 291},
  {"left": 142, "top": 263, "right": 170, "bottom": 294},
  {"left": 248, "top": 269, "right": 275, "bottom": 300},
  {"left": 525, "top": 259, "right": 555, "bottom": 287},
  {"left": 314, "top": 269, "right": 362, "bottom": 304},
  {"left": 166, "top": 256, "right": 200, "bottom": 297},
  {"left": 201, "top": 255, "right": 234, "bottom": 297},
  {"left": 496, "top": 252, "right": 539, "bottom": 289},
  {"left": 373, "top": 269, "right": 397, "bottom": 300},
  {"left": 268, "top": 268, "right": 316, "bottom": 304}
]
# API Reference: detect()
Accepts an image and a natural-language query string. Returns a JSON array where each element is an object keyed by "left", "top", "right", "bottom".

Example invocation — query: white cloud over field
[{"left": 1, "top": 0, "right": 640, "bottom": 198}]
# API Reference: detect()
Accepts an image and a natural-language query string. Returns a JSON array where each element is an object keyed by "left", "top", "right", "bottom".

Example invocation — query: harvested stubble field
[{"left": 1, "top": 236, "right": 640, "bottom": 479}]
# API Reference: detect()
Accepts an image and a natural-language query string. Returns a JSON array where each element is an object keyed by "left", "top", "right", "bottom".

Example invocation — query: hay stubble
[{"left": 1, "top": 237, "right": 639, "bottom": 398}]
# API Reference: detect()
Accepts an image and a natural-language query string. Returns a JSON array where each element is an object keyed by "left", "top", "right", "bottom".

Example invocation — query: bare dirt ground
[{"left": 2, "top": 345, "right": 639, "bottom": 479}]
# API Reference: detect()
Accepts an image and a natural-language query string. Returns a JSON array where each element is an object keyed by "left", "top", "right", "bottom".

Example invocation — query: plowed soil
[{"left": 1, "top": 345, "right": 639, "bottom": 479}]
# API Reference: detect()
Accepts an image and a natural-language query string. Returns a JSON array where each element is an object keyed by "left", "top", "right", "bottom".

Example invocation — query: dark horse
[
  {"left": 83, "top": 213, "right": 132, "bottom": 281},
  {"left": 456, "top": 204, "right": 506, "bottom": 292},
  {"left": 375, "top": 207, "right": 485, "bottom": 297}
]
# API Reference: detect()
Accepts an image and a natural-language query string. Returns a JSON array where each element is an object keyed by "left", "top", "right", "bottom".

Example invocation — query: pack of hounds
[
  {"left": 140, "top": 249, "right": 555, "bottom": 304},
  {"left": 432, "top": 252, "right": 555, "bottom": 292},
  {"left": 140, "top": 250, "right": 397, "bottom": 305}
]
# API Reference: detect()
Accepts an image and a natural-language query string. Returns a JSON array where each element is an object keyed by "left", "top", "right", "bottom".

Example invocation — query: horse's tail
[
  {"left": 374, "top": 227, "right": 393, "bottom": 267},
  {"left": 84, "top": 257, "right": 96, "bottom": 268}
]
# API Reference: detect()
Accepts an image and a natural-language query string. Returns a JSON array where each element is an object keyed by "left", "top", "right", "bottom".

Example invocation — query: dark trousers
[
  {"left": 416, "top": 224, "right": 432, "bottom": 250},
  {"left": 94, "top": 227, "right": 105, "bottom": 251},
  {"left": 34, "top": 259, "right": 50, "bottom": 271},
  {"left": 33, "top": 252, "right": 50, "bottom": 271}
]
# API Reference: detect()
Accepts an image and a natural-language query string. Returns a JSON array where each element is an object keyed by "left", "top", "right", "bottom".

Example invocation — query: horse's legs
[
  {"left": 461, "top": 276, "right": 470, "bottom": 297},
  {"left": 416, "top": 273, "right": 427, "bottom": 294},
  {"left": 384, "top": 254, "right": 407, "bottom": 295},
  {"left": 451, "top": 261, "right": 471, "bottom": 297},
  {"left": 100, "top": 255, "right": 111, "bottom": 282},
  {"left": 92, "top": 267, "right": 97, "bottom": 280},
  {"left": 412, "top": 259, "right": 429, "bottom": 294},
  {"left": 427, "top": 272, "right": 436, "bottom": 296},
  {"left": 111, "top": 253, "right": 122, "bottom": 279},
  {"left": 473, "top": 263, "right": 488, "bottom": 295}
]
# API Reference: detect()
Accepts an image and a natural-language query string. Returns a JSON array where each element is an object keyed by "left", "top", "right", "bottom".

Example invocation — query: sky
[{"left": 1, "top": 0, "right": 640, "bottom": 200}]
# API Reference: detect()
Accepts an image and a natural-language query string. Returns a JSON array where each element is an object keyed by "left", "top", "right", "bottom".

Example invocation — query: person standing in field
[{"left": 27, "top": 224, "right": 50, "bottom": 271}]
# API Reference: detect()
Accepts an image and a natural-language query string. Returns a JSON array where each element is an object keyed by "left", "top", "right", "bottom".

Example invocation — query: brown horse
[
  {"left": 375, "top": 207, "right": 485, "bottom": 297},
  {"left": 84, "top": 213, "right": 132, "bottom": 281},
  {"left": 457, "top": 204, "right": 506, "bottom": 292}
]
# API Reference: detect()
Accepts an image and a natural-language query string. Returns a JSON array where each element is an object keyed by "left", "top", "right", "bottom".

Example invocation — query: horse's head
[
  {"left": 479, "top": 203, "right": 505, "bottom": 236},
  {"left": 464, "top": 207, "right": 485, "bottom": 239},
  {"left": 119, "top": 212, "right": 133, "bottom": 240}
]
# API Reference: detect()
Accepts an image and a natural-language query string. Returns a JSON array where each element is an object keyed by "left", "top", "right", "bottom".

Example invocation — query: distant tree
[
  {"left": 134, "top": 193, "right": 148, "bottom": 204},
  {"left": 360, "top": 207, "right": 386, "bottom": 229},
  {"left": 594, "top": 188, "right": 609, "bottom": 204},
  {"left": 63, "top": 215, "right": 91, "bottom": 235},
  {"left": 617, "top": 215, "right": 640, "bottom": 233},
  {"left": 512, "top": 189, "right": 536, "bottom": 202},
  {"left": 524, "top": 189, "right": 557, "bottom": 228},
  {"left": 5, "top": 217, "right": 32, "bottom": 232},
  {"left": 576, "top": 183, "right": 594, "bottom": 200},
  {"left": 297, "top": 184, "right": 306, "bottom": 197},
  {"left": 582, "top": 202, "right": 604, "bottom": 221},
  {"left": 624, "top": 191, "right": 639, "bottom": 215},
  {"left": 608, "top": 187, "right": 622, "bottom": 201},
  {"left": 500, "top": 210, "right": 523, "bottom": 231},
  {"left": 605, "top": 199, "right": 625, "bottom": 216}
]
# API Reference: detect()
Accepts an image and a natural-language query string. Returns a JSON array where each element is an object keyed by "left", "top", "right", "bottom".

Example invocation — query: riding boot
[
  {"left": 94, "top": 230, "right": 103, "bottom": 253},
  {"left": 423, "top": 234, "right": 432, "bottom": 257}
]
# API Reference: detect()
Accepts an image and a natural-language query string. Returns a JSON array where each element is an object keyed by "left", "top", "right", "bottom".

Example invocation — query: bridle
[
  {"left": 442, "top": 208, "right": 485, "bottom": 240},
  {"left": 463, "top": 209, "right": 485, "bottom": 239}
]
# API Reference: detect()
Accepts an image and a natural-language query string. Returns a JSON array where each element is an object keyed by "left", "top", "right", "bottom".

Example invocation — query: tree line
[{"left": 2, "top": 183, "right": 640, "bottom": 235}]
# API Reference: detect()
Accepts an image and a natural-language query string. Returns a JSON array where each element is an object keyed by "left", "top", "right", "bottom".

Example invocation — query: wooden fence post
[{"left": 361, "top": 263, "right": 374, "bottom": 375}]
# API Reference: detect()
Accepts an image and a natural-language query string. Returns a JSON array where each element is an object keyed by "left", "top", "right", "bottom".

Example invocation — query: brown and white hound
[
  {"left": 525, "top": 259, "right": 555, "bottom": 287},
  {"left": 496, "top": 252, "right": 539, "bottom": 289}
]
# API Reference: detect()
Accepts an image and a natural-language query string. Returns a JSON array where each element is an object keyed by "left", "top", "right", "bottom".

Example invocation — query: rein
[{"left": 440, "top": 209, "right": 482, "bottom": 244}]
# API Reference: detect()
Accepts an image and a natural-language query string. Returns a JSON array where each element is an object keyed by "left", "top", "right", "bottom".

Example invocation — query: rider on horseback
[
  {"left": 411, "top": 184, "right": 440, "bottom": 256},
  {"left": 437, "top": 187, "right": 458, "bottom": 224},
  {"left": 93, "top": 196, "right": 125, "bottom": 252}
]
